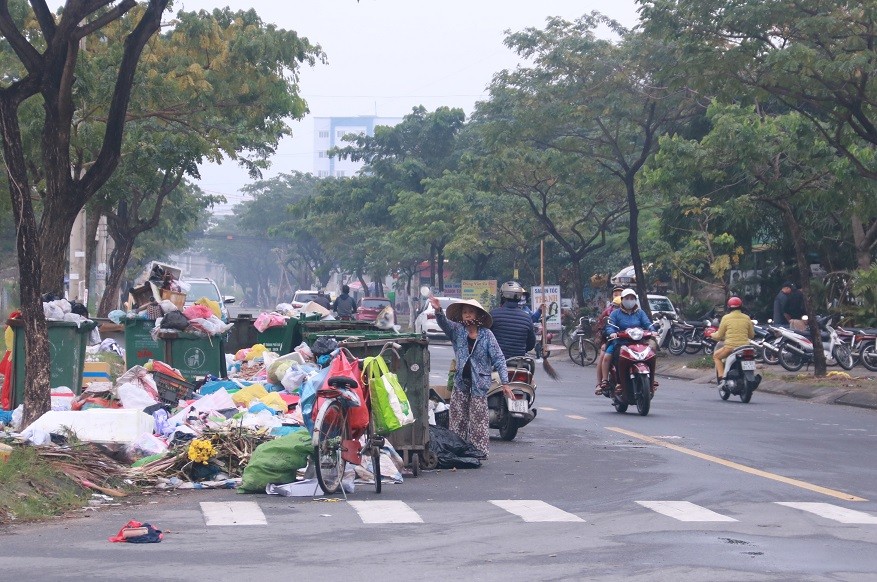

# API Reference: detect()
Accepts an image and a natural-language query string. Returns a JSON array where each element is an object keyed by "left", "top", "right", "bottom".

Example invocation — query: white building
[{"left": 313, "top": 116, "right": 402, "bottom": 178}]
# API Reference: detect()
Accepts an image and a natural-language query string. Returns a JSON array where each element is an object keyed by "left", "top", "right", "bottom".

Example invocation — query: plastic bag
[
  {"left": 427, "top": 425, "right": 482, "bottom": 469},
  {"left": 158, "top": 299, "right": 178, "bottom": 313},
  {"left": 183, "top": 304, "right": 213, "bottom": 321},
  {"left": 267, "top": 351, "right": 306, "bottom": 384},
  {"left": 317, "top": 349, "right": 368, "bottom": 433},
  {"left": 126, "top": 432, "right": 168, "bottom": 458},
  {"left": 160, "top": 310, "right": 189, "bottom": 331},
  {"left": 188, "top": 316, "right": 232, "bottom": 336},
  {"left": 363, "top": 355, "right": 414, "bottom": 433},
  {"left": 254, "top": 312, "right": 287, "bottom": 333},
  {"left": 117, "top": 382, "right": 160, "bottom": 409},
  {"left": 195, "top": 297, "right": 221, "bottom": 319},
  {"left": 299, "top": 366, "right": 330, "bottom": 434}
]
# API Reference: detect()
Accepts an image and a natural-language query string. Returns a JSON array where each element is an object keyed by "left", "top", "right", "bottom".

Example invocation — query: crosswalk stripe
[
  {"left": 636, "top": 501, "right": 737, "bottom": 522},
  {"left": 775, "top": 502, "right": 877, "bottom": 524},
  {"left": 348, "top": 500, "right": 423, "bottom": 523},
  {"left": 200, "top": 501, "right": 267, "bottom": 526},
  {"left": 490, "top": 500, "right": 584, "bottom": 522}
]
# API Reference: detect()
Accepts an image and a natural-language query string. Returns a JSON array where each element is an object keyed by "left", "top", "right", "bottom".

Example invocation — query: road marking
[
  {"left": 540, "top": 407, "right": 557, "bottom": 411},
  {"left": 490, "top": 500, "right": 584, "bottom": 522},
  {"left": 775, "top": 502, "right": 877, "bottom": 524},
  {"left": 607, "top": 427, "right": 866, "bottom": 502},
  {"left": 200, "top": 501, "right": 267, "bottom": 526},
  {"left": 348, "top": 500, "right": 423, "bottom": 523},
  {"left": 566, "top": 414, "right": 587, "bottom": 420},
  {"left": 636, "top": 501, "right": 737, "bottom": 522}
]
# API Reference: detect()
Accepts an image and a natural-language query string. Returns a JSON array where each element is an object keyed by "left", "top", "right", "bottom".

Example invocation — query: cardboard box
[{"left": 129, "top": 283, "right": 156, "bottom": 307}]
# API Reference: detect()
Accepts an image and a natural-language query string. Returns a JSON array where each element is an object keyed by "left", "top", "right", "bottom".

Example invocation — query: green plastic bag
[
  {"left": 240, "top": 431, "right": 312, "bottom": 493},
  {"left": 363, "top": 355, "right": 415, "bottom": 434}
]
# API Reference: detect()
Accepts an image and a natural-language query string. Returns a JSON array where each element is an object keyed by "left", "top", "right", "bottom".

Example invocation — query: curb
[{"left": 655, "top": 361, "right": 877, "bottom": 411}]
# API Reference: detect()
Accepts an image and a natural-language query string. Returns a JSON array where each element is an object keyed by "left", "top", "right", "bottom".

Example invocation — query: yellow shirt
[{"left": 711, "top": 310, "right": 754, "bottom": 348}]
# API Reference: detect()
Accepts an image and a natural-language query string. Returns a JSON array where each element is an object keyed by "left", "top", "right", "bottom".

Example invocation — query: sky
[{"left": 175, "top": 0, "right": 642, "bottom": 206}]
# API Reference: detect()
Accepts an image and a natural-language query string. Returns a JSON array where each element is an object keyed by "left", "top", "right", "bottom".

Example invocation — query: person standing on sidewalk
[
  {"left": 432, "top": 296, "right": 509, "bottom": 459},
  {"left": 772, "top": 282, "right": 793, "bottom": 325},
  {"left": 712, "top": 296, "right": 755, "bottom": 385}
]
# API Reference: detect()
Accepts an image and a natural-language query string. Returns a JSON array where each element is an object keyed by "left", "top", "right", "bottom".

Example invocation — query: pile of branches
[
  {"left": 131, "top": 426, "right": 274, "bottom": 485},
  {"left": 36, "top": 444, "right": 132, "bottom": 497}
]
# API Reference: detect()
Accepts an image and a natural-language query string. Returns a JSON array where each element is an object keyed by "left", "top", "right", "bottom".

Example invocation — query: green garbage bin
[
  {"left": 305, "top": 329, "right": 431, "bottom": 474},
  {"left": 123, "top": 318, "right": 163, "bottom": 368},
  {"left": 160, "top": 332, "right": 226, "bottom": 382},
  {"left": 7, "top": 319, "right": 97, "bottom": 409}
]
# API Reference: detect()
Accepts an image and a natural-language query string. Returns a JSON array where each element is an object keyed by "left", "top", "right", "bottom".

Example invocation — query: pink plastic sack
[
  {"left": 183, "top": 305, "right": 213, "bottom": 320},
  {"left": 254, "top": 312, "right": 287, "bottom": 333}
]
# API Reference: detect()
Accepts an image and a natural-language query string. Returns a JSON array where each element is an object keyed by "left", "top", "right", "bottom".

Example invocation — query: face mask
[{"left": 622, "top": 299, "right": 637, "bottom": 310}]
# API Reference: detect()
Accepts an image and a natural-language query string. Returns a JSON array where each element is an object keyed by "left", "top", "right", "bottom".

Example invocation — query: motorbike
[
  {"left": 771, "top": 315, "right": 853, "bottom": 371},
  {"left": 653, "top": 314, "right": 683, "bottom": 354},
  {"left": 600, "top": 327, "right": 657, "bottom": 416},
  {"left": 670, "top": 309, "right": 718, "bottom": 355},
  {"left": 837, "top": 325, "right": 877, "bottom": 371},
  {"left": 487, "top": 356, "right": 537, "bottom": 441},
  {"left": 749, "top": 320, "right": 781, "bottom": 365},
  {"left": 718, "top": 344, "right": 762, "bottom": 403},
  {"left": 534, "top": 323, "right": 555, "bottom": 359}
]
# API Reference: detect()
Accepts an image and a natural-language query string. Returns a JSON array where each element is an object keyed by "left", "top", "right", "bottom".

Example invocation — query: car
[
  {"left": 290, "top": 290, "right": 321, "bottom": 310},
  {"left": 355, "top": 296, "right": 394, "bottom": 323},
  {"left": 647, "top": 294, "right": 678, "bottom": 318},
  {"left": 414, "top": 296, "right": 461, "bottom": 339},
  {"left": 182, "top": 278, "right": 235, "bottom": 321}
]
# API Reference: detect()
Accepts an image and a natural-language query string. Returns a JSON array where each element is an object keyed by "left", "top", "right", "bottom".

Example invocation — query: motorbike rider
[
  {"left": 490, "top": 281, "right": 537, "bottom": 359},
  {"left": 594, "top": 286, "right": 625, "bottom": 394},
  {"left": 711, "top": 296, "right": 755, "bottom": 385},
  {"left": 332, "top": 285, "right": 358, "bottom": 321},
  {"left": 598, "top": 288, "right": 656, "bottom": 395}
]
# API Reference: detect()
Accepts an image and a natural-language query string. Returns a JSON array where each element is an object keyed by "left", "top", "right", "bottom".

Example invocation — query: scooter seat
[
  {"left": 684, "top": 320, "right": 706, "bottom": 327},
  {"left": 798, "top": 330, "right": 830, "bottom": 342},
  {"left": 847, "top": 327, "right": 877, "bottom": 336}
]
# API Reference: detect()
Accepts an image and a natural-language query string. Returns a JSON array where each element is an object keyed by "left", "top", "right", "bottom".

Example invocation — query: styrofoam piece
[{"left": 26, "top": 409, "right": 155, "bottom": 444}]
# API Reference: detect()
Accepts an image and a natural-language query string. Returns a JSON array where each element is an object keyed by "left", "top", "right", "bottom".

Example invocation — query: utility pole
[
  {"left": 94, "top": 215, "right": 108, "bottom": 307},
  {"left": 68, "top": 209, "right": 87, "bottom": 301}
]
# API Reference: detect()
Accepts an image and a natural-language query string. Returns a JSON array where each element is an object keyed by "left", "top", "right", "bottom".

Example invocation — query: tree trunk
[
  {"left": 625, "top": 177, "right": 651, "bottom": 317},
  {"left": 98, "top": 235, "right": 135, "bottom": 316},
  {"left": 570, "top": 259, "right": 584, "bottom": 311},
  {"left": 851, "top": 214, "right": 875, "bottom": 270},
  {"left": 429, "top": 243, "right": 436, "bottom": 288},
  {"left": 437, "top": 245, "right": 445, "bottom": 292},
  {"left": 0, "top": 101, "right": 52, "bottom": 427},
  {"left": 781, "top": 202, "right": 827, "bottom": 376},
  {"left": 38, "top": 209, "right": 79, "bottom": 295}
]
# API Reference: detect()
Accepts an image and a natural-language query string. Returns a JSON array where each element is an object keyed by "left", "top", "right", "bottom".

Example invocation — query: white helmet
[{"left": 500, "top": 280, "right": 525, "bottom": 301}]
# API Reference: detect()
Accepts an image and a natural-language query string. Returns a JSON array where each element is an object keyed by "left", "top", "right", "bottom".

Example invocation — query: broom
[{"left": 540, "top": 240, "right": 560, "bottom": 380}]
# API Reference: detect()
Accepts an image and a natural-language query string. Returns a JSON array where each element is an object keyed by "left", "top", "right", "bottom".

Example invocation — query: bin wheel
[
  {"left": 422, "top": 450, "right": 438, "bottom": 470},
  {"left": 411, "top": 452, "right": 420, "bottom": 477}
]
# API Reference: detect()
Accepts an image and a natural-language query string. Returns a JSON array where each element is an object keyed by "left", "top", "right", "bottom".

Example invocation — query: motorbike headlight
[{"left": 627, "top": 328, "right": 644, "bottom": 341}]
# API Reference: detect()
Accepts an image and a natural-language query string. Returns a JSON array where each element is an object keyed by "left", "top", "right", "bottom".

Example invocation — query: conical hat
[{"left": 445, "top": 299, "right": 492, "bottom": 328}]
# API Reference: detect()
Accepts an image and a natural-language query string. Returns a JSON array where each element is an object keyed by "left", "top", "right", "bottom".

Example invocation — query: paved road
[{"left": 2, "top": 343, "right": 876, "bottom": 581}]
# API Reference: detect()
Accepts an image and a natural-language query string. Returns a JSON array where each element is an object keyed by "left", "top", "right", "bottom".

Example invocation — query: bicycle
[
  {"left": 568, "top": 332, "right": 599, "bottom": 366},
  {"left": 312, "top": 344, "right": 400, "bottom": 495}
]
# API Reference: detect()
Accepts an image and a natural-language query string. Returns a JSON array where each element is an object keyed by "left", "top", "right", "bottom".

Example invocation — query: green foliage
[{"left": 849, "top": 264, "right": 877, "bottom": 326}]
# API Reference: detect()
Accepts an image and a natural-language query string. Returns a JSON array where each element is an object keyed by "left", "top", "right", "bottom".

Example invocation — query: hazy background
[{"left": 176, "top": 0, "right": 641, "bottom": 204}]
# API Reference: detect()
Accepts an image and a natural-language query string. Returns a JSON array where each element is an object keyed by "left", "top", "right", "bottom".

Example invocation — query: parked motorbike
[
  {"left": 653, "top": 314, "right": 682, "bottom": 354},
  {"left": 670, "top": 309, "right": 718, "bottom": 355},
  {"left": 487, "top": 356, "right": 537, "bottom": 441},
  {"left": 837, "top": 325, "right": 877, "bottom": 371},
  {"left": 600, "top": 328, "right": 657, "bottom": 416},
  {"left": 718, "top": 345, "right": 762, "bottom": 403},
  {"left": 534, "top": 323, "right": 555, "bottom": 360},
  {"left": 772, "top": 315, "right": 853, "bottom": 371},
  {"left": 749, "top": 321, "right": 781, "bottom": 365}
]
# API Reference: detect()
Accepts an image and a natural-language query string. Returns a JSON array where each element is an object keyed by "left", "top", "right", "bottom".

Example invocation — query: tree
[
  {"left": 640, "top": 0, "right": 877, "bottom": 269},
  {"left": 650, "top": 103, "right": 843, "bottom": 375},
  {"left": 480, "top": 14, "right": 698, "bottom": 313},
  {"left": 1, "top": 0, "right": 172, "bottom": 426}
]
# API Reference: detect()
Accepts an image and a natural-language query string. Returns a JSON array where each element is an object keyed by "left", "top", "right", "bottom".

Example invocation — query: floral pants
[{"left": 450, "top": 386, "right": 489, "bottom": 456}]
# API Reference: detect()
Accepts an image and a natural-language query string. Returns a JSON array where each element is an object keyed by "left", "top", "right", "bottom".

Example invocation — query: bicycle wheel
[
  {"left": 313, "top": 399, "right": 347, "bottom": 495},
  {"left": 568, "top": 340, "right": 585, "bottom": 366},
  {"left": 580, "top": 339, "right": 599, "bottom": 365},
  {"left": 368, "top": 418, "right": 382, "bottom": 493}
]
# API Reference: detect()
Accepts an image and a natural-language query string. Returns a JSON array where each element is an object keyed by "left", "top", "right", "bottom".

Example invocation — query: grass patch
[
  {"left": 0, "top": 444, "right": 89, "bottom": 525},
  {"left": 687, "top": 355, "right": 714, "bottom": 369}
]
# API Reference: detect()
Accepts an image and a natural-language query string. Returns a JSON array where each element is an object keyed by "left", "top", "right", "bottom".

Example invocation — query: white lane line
[
  {"left": 540, "top": 407, "right": 557, "bottom": 411},
  {"left": 200, "top": 501, "right": 267, "bottom": 526},
  {"left": 348, "top": 500, "right": 423, "bottom": 524},
  {"left": 490, "top": 500, "right": 584, "bottom": 522},
  {"left": 636, "top": 501, "right": 737, "bottom": 522},
  {"left": 566, "top": 415, "right": 586, "bottom": 420},
  {"left": 775, "top": 502, "right": 877, "bottom": 524}
]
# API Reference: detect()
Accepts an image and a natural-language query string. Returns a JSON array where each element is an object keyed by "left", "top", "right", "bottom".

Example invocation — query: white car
[
  {"left": 647, "top": 294, "right": 678, "bottom": 318},
  {"left": 291, "top": 290, "right": 321, "bottom": 310},
  {"left": 182, "top": 278, "right": 235, "bottom": 321},
  {"left": 414, "top": 296, "right": 461, "bottom": 339}
]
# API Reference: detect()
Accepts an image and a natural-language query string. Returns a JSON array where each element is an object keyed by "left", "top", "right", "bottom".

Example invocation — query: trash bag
[
  {"left": 427, "top": 425, "right": 482, "bottom": 469},
  {"left": 160, "top": 310, "right": 189, "bottom": 331},
  {"left": 240, "top": 431, "right": 313, "bottom": 493},
  {"left": 311, "top": 336, "right": 338, "bottom": 357}
]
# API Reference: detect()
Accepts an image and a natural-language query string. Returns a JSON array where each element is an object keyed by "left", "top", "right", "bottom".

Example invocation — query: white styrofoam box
[{"left": 26, "top": 409, "right": 155, "bottom": 444}]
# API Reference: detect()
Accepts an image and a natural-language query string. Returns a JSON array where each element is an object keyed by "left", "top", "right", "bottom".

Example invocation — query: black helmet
[{"left": 500, "top": 280, "right": 525, "bottom": 301}]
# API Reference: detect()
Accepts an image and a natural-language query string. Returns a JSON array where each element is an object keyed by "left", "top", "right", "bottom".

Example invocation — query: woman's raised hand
[{"left": 428, "top": 296, "right": 440, "bottom": 310}]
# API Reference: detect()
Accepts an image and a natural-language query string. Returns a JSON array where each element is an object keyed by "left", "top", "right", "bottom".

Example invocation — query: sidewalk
[{"left": 655, "top": 353, "right": 877, "bottom": 411}]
